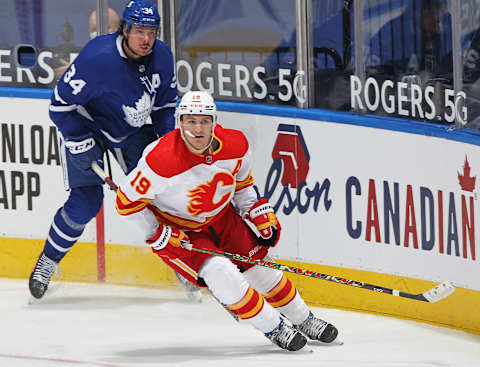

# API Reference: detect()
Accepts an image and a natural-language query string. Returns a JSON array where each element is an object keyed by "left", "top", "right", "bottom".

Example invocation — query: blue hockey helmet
[{"left": 122, "top": 0, "right": 160, "bottom": 29}]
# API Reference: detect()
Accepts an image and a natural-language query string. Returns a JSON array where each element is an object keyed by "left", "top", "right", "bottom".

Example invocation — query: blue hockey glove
[{"left": 64, "top": 133, "right": 103, "bottom": 172}]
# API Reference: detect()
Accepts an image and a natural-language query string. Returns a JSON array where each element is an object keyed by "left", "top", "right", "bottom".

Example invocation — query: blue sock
[{"left": 43, "top": 207, "right": 86, "bottom": 262}]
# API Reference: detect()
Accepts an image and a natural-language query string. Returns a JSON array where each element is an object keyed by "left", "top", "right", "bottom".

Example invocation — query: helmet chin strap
[
  {"left": 181, "top": 128, "right": 215, "bottom": 155},
  {"left": 123, "top": 36, "right": 143, "bottom": 58}
]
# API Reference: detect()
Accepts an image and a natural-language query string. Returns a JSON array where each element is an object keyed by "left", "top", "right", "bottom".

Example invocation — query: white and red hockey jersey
[{"left": 116, "top": 124, "right": 258, "bottom": 238}]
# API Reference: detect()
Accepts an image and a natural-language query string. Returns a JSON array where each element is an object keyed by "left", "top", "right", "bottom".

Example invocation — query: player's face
[
  {"left": 124, "top": 25, "right": 156, "bottom": 58},
  {"left": 180, "top": 114, "right": 214, "bottom": 153}
]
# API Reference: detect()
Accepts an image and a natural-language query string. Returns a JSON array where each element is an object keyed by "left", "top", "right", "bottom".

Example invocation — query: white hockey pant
[{"left": 199, "top": 256, "right": 310, "bottom": 332}]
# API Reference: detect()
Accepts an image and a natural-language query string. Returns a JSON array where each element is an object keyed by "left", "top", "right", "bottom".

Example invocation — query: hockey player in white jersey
[
  {"left": 28, "top": 0, "right": 197, "bottom": 299},
  {"left": 115, "top": 91, "right": 339, "bottom": 351}
]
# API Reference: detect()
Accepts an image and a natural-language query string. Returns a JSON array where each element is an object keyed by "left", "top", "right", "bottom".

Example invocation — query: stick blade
[{"left": 422, "top": 281, "right": 455, "bottom": 303}]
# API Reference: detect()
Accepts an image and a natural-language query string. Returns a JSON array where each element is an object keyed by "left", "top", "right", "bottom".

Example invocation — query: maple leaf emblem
[
  {"left": 458, "top": 156, "right": 476, "bottom": 192},
  {"left": 122, "top": 92, "right": 152, "bottom": 127}
]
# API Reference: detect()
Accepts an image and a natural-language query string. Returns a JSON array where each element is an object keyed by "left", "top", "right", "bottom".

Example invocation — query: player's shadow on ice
[
  {"left": 27, "top": 295, "right": 191, "bottom": 310},
  {"left": 109, "top": 345, "right": 297, "bottom": 363}
]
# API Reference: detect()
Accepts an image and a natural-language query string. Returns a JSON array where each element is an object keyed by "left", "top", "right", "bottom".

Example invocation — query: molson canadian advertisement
[{"left": 218, "top": 111, "right": 479, "bottom": 292}]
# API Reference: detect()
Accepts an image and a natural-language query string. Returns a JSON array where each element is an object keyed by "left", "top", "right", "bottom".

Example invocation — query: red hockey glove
[
  {"left": 246, "top": 198, "right": 282, "bottom": 247},
  {"left": 146, "top": 224, "right": 191, "bottom": 260}
]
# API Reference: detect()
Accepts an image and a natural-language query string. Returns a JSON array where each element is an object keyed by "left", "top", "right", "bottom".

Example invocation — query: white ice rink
[{"left": 0, "top": 278, "right": 478, "bottom": 367}]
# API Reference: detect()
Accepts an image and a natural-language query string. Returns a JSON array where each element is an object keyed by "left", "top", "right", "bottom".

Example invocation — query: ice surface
[{"left": 0, "top": 278, "right": 478, "bottom": 367}]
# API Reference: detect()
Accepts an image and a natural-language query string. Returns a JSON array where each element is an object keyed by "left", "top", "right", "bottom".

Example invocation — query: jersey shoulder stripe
[
  {"left": 212, "top": 125, "right": 249, "bottom": 161},
  {"left": 116, "top": 188, "right": 152, "bottom": 216},
  {"left": 236, "top": 170, "right": 254, "bottom": 191}
]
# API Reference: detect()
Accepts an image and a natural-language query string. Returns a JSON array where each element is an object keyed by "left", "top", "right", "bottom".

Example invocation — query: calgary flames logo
[{"left": 187, "top": 173, "right": 235, "bottom": 216}]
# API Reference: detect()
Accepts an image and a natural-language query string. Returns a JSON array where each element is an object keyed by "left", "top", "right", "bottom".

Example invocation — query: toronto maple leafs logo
[{"left": 122, "top": 92, "right": 153, "bottom": 127}]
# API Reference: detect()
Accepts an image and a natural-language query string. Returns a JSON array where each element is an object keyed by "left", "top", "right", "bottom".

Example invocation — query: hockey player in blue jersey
[{"left": 29, "top": 0, "right": 181, "bottom": 298}]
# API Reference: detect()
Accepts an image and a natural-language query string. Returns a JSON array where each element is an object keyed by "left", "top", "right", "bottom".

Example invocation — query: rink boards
[{"left": 0, "top": 95, "right": 479, "bottom": 335}]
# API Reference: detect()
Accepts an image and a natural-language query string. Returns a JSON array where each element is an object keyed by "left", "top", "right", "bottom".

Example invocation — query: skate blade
[
  {"left": 27, "top": 281, "right": 64, "bottom": 305},
  {"left": 309, "top": 338, "right": 344, "bottom": 347},
  {"left": 301, "top": 344, "right": 314, "bottom": 353},
  {"left": 27, "top": 296, "right": 44, "bottom": 305},
  {"left": 278, "top": 344, "right": 313, "bottom": 353}
]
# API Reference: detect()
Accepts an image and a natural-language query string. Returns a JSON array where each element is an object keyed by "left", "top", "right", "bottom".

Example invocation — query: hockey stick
[
  {"left": 181, "top": 244, "right": 455, "bottom": 303},
  {"left": 91, "top": 161, "right": 118, "bottom": 191},
  {"left": 91, "top": 162, "right": 455, "bottom": 303}
]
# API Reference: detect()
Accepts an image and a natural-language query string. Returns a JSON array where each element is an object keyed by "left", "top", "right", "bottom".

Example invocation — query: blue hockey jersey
[{"left": 49, "top": 33, "right": 177, "bottom": 146}]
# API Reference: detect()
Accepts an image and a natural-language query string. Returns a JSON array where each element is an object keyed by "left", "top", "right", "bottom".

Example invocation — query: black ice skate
[
  {"left": 265, "top": 319, "right": 307, "bottom": 351},
  {"left": 29, "top": 252, "right": 58, "bottom": 299},
  {"left": 294, "top": 311, "right": 338, "bottom": 343}
]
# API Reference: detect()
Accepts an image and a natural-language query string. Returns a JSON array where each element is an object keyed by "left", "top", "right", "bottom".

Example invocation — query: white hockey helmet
[
  {"left": 176, "top": 91, "right": 218, "bottom": 154},
  {"left": 176, "top": 90, "right": 217, "bottom": 126}
]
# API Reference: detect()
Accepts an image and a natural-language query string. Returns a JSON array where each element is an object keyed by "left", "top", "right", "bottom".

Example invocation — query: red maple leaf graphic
[{"left": 458, "top": 156, "right": 476, "bottom": 192}]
